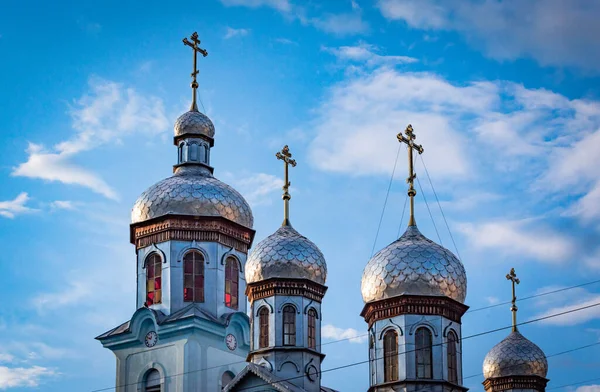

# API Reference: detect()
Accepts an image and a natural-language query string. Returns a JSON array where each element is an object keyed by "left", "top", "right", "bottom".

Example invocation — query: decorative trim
[
  {"left": 246, "top": 278, "right": 328, "bottom": 303},
  {"left": 131, "top": 215, "right": 255, "bottom": 253},
  {"left": 379, "top": 325, "right": 402, "bottom": 340},
  {"left": 408, "top": 320, "right": 439, "bottom": 337},
  {"left": 255, "top": 301, "right": 274, "bottom": 315},
  {"left": 361, "top": 295, "right": 469, "bottom": 328},
  {"left": 369, "top": 379, "right": 468, "bottom": 392},
  {"left": 176, "top": 243, "right": 208, "bottom": 264},
  {"left": 278, "top": 360, "right": 300, "bottom": 373},
  {"left": 278, "top": 302, "right": 300, "bottom": 314},
  {"left": 443, "top": 322, "right": 453, "bottom": 337},
  {"left": 143, "top": 247, "right": 167, "bottom": 267},
  {"left": 483, "top": 375, "right": 549, "bottom": 391},
  {"left": 305, "top": 306, "right": 319, "bottom": 319}
]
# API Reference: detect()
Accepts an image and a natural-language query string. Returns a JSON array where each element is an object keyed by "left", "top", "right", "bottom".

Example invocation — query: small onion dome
[
  {"left": 483, "top": 331, "right": 548, "bottom": 379},
  {"left": 174, "top": 110, "right": 215, "bottom": 139},
  {"left": 245, "top": 225, "right": 327, "bottom": 285},
  {"left": 361, "top": 225, "right": 467, "bottom": 303},
  {"left": 131, "top": 166, "right": 253, "bottom": 228}
]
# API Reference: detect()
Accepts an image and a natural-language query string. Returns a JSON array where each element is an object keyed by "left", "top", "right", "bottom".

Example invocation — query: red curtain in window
[
  {"left": 224, "top": 258, "right": 239, "bottom": 309},
  {"left": 183, "top": 251, "right": 204, "bottom": 302},
  {"left": 145, "top": 253, "right": 162, "bottom": 306}
]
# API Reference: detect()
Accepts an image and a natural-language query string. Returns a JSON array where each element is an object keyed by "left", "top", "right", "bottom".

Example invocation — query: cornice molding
[{"left": 246, "top": 278, "right": 328, "bottom": 303}]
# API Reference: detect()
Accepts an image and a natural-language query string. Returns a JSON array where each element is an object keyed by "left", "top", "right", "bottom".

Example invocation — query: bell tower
[{"left": 96, "top": 33, "right": 255, "bottom": 392}]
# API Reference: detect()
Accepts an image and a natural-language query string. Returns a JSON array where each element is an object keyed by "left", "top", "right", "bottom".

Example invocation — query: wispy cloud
[
  {"left": 49, "top": 200, "right": 78, "bottom": 210},
  {"left": 323, "top": 42, "right": 417, "bottom": 67},
  {"left": 225, "top": 172, "right": 283, "bottom": 207},
  {"left": 377, "top": 0, "right": 600, "bottom": 71},
  {"left": 220, "top": 0, "right": 292, "bottom": 12},
  {"left": 224, "top": 27, "right": 251, "bottom": 39},
  {"left": 457, "top": 220, "right": 576, "bottom": 264},
  {"left": 274, "top": 37, "right": 297, "bottom": 45},
  {"left": 533, "top": 286, "right": 600, "bottom": 326},
  {"left": 310, "top": 12, "right": 369, "bottom": 36},
  {"left": 12, "top": 77, "right": 169, "bottom": 199},
  {"left": 322, "top": 324, "right": 366, "bottom": 344},
  {"left": 0, "top": 366, "right": 57, "bottom": 389},
  {"left": 32, "top": 277, "right": 92, "bottom": 313},
  {"left": 0, "top": 193, "right": 38, "bottom": 219},
  {"left": 575, "top": 386, "right": 600, "bottom": 392}
]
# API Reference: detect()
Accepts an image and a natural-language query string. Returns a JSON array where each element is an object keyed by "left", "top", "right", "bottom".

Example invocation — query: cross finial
[
  {"left": 397, "top": 124, "right": 424, "bottom": 227},
  {"left": 182, "top": 32, "right": 208, "bottom": 112},
  {"left": 276, "top": 145, "right": 297, "bottom": 227},
  {"left": 506, "top": 267, "right": 520, "bottom": 332}
]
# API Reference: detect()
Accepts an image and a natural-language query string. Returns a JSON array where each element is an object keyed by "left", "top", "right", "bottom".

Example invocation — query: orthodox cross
[
  {"left": 276, "top": 145, "right": 297, "bottom": 227},
  {"left": 397, "top": 124, "right": 424, "bottom": 227},
  {"left": 182, "top": 32, "right": 208, "bottom": 112},
  {"left": 506, "top": 267, "right": 520, "bottom": 332}
]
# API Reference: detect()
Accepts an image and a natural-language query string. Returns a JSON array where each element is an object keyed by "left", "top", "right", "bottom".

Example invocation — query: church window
[
  {"left": 259, "top": 306, "right": 269, "bottom": 348},
  {"left": 190, "top": 142, "right": 198, "bottom": 161},
  {"left": 221, "top": 371, "right": 235, "bottom": 390},
  {"left": 183, "top": 251, "right": 204, "bottom": 302},
  {"left": 308, "top": 308, "right": 317, "bottom": 349},
  {"left": 144, "top": 368, "right": 161, "bottom": 392},
  {"left": 178, "top": 142, "right": 185, "bottom": 164},
  {"left": 224, "top": 257, "right": 239, "bottom": 309},
  {"left": 416, "top": 327, "right": 433, "bottom": 379},
  {"left": 383, "top": 329, "right": 398, "bottom": 382},
  {"left": 145, "top": 253, "right": 162, "bottom": 306},
  {"left": 283, "top": 305, "right": 296, "bottom": 346},
  {"left": 447, "top": 331, "right": 458, "bottom": 383}
]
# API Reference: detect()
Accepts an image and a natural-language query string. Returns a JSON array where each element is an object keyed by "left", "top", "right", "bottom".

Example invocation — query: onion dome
[
  {"left": 483, "top": 331, "right": 548, "bottom": 379},
  {"left": 131, "top": 166, "right": 253, "bottom": 228},
  {"left": 174, "top": 110, "right": 215, "bottom": 139},
  {"left": 245, "top": 224, "right": 327, "bottom": 285},
  {"left": 361, "top": 225, "right": 467, "bottom": 303}
]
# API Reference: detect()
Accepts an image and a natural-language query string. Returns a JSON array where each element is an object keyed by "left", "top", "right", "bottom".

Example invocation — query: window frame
[
  {"left": 383, "top": 329, "right": 399, "bottom": 382},
  {"left": 282, "top": 305, "right": 296, "bottom": 346},
  {"left": 415, "top": 327, "right": 433, "bottom": 379},
  {"left": 259, "top": 306, "right": 269, "bottom": 348},
  {"left": 224, "top": 257, "right": 239, "bottom": 309},
  {"left": 447, "top": 331, "right": 458, "bottom": 384},
  {"left": 145, "top": 253, "right": 162, "bottom": 306},
  {"left": 307, "top": 308, "right": 317, "bottom": 349},
  {"left": 183, "top": 250, "right": 205, "bottom": 303},
  {"left": 144, "top": 368, "right": 161, "bottom": 392}
]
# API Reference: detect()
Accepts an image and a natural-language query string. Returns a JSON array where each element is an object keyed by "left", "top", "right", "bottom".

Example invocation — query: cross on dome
[
  {"left": 397, "top": 124, "right": 424, "bottom": 227},
  {"left": 276, "top": 145, "right": 297, "bottom": 227},
  {"left": 182, "top": 32, "right": 208, "bottom": 112},
  {"left": 506, "top": 267, "right": 521, "bottom": 332}
]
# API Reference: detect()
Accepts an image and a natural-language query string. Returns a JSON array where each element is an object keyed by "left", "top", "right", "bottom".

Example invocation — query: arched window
[
  {"left": 283, "top": 305, "right": 296, "bottom": 346},
  {"left": 259, "top": 306, "right": 269, "bottom": 348},
  {"left": 200, "top": 144, "right": 207, "bottom": 164},
  {"left": 183, "top": 251, "right": 204, "bottom": 302},
  {"left": 145, "top": 253, "right": 162, "bottom": 306},
  {"left": 224, "top": 257, "right": 239, "bottom": 309},
  {"left": 384, "top": 329, "right": 398, "bottom": 382},
  {"left": 145, "top": 368, "right": 161, "bottom": 392},
  {"left": 370, "top": 334, "right": 376, "bottom": 385},
  {"left": 221, "top": 371, "right": 235, "bottom": 390},
  {"left": 178, "top": 142, "right": 185, "bottom": 164},
  {"left": 447, "top": 331, "right": 458, "bottom": 383},
  {"left": 189, "top": 142, "right": 198, "bottom": 161},
  {"left": 307, "top": 308, "right": 317, "bottom": 349},
  {"left": 416, "top": 327, "right": 433, "bottom": 379}
]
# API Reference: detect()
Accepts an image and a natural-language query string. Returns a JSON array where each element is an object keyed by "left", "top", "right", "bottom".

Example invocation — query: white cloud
[
  {"left": 219, "top": 0, "right": 292, "bottom": 12},
  {"left": 457, "top": 220, "right": 575, "bottom": 264},
  {"left": 534, "top": 286, "right": 600, "bottom": 326},
  {"left": 12, "top": 77, "right": 169, "bottom": 199},
  {"left": 50, "top": 200, "right": 77, "bottom": 210},
  {"left": 227, "top": 173, "right": 283, "bottom": 207},
  {"left": 0, "top": 193, "right": 38, "bottom": 219},
  {"left": 377, "top": 0, "right": 600, "bottom": 71},
  {"left": 576, "top": 386, "right": 600, "bottom": 392},
  {"left": 274, "top": 38, "right": 297, "bottom": 45},
  {"left": 323, "top": 42, "right": 417, "bottom": 67},
  {"left": 0, "top": 366, "right": 57, "bottom": 389},
  {"left": 32, "top": 279, "right": 92, "bottom": 313},
  {"left": 0, "top": 354, "right": 13, "bottom": 363},
  {"left": 310, "top": 13, "right": 369, "bottom": 36},
  {"left": 322, "top": 324, "right": 366, "bottom": 344},
  {"left": 224, "top": 27, "right": 251, "bottom": 39},
  {"left": 485, "top": 296, "right": 499, "bottom": 305}
]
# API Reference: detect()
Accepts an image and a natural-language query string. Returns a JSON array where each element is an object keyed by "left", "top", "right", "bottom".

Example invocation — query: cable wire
[
  {"left": 547, "top": 376, "right": 600, "bottom": 390},
  {"left": 370, "top": 143, "right": 402, "bottom": 257},
  {"left": 415, "top": 172, "right": 443, "bottom": 245}
]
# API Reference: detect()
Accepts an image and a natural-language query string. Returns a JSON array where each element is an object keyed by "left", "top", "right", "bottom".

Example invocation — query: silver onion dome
[
  {"left": 245, "top": 225, "right": 327, "bottom": 285},
  {"left": 174, "top": 110, "right": 215, "bottom": 139},
  {"left": 483, "top": 331, "right": 548, "bottom": 379},
  {"left": 131, "top": 166, "right": 253, "bottom": 228},
  {"left": 361, "top": 225, "right": 467, "bottom": 303}
]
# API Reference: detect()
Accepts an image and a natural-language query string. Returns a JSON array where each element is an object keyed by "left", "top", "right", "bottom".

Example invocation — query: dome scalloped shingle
[
  {"left": 174, "top": 110, "right": 215, "bottom": 139},
  {"left": 131, "top": 167, "right": 253, "bottom": 228},
  {"left": 483, "top": 331, "right": 548, "bottom": 379},
  {"left": 245, "top": 225, "right": 327, "bottom": 285},
  {"left": 361, "top": 225, "right": 467, "bottom": 303}
]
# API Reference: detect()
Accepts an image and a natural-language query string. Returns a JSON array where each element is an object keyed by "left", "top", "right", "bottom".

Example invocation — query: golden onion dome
[
  {"left": 483, "top": 331, "right": 548, "bottom": 379},
  {"left": 361, "top": 225, "right": 467, "bottom": 303},
  {"left": 174, "top": 110, "right": 215, "bottom": 139}
]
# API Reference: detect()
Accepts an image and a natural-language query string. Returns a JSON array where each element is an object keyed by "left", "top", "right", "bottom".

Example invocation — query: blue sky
[{"left": 1, "top": 0, "right": 600, "bottom": 390}]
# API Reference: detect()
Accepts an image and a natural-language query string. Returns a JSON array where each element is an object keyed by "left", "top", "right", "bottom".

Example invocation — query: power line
[
  {"left": 415, "top": 169, "right": 442, "bottom": 245},
  {"left": 90, "top": 300, "right": 600, "bottom": 392},
  {"left": 370, "top": 143, "right": 402, "bottom": 257},
  {"left": 420, "top": 155, "right": 462, "bottom": 261},
  {"left": 232, "top": 300, "right": 600, "bottom": 391},
  {"left": 547, "top": 376, "right": 600, "bottom": 390}
]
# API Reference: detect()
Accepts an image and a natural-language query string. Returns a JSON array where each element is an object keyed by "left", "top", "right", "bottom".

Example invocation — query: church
[{"left": 96, "top": 33, "right": 550, "bottom": 392}]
